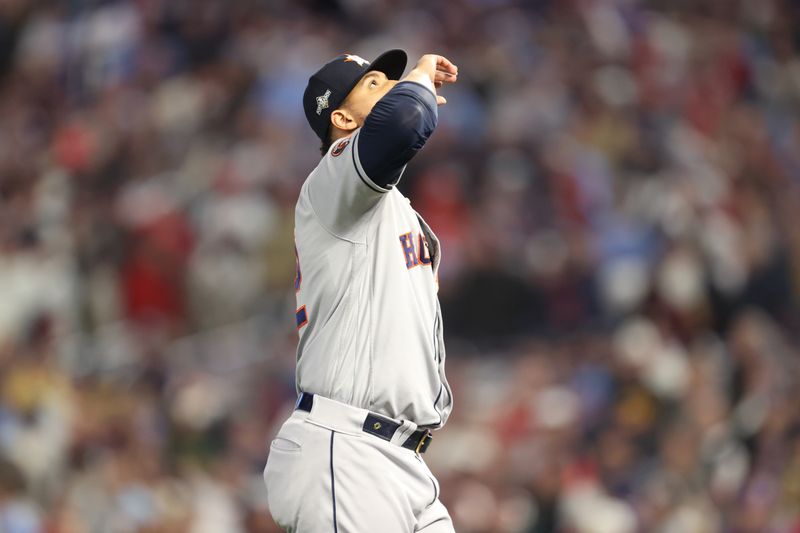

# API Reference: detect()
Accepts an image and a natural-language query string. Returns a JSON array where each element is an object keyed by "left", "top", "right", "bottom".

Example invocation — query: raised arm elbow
[{"left": 394, "top": 98, "right": 437, "bottom": 149}]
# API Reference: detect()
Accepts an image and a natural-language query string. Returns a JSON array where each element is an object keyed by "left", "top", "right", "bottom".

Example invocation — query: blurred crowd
[{"left": 1, "top": 0, "right": 800, "bottom": 531}]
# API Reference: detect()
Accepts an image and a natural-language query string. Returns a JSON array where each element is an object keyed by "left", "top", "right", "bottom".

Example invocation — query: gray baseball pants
[{"left": 264, "top": 394, "right": 454, "bottom": 532}]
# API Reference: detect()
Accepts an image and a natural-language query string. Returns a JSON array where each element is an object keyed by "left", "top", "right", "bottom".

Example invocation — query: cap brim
[{"left": 366, "top": 49, "right": 407, "bottom": 80}]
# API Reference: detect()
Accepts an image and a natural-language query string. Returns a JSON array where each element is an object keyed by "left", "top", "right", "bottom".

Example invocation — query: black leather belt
[{"left": 295, "top": 393, "right": 433, "bottom": 454}]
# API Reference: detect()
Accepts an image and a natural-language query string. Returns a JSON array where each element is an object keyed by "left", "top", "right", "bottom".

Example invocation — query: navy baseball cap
[{"left": 303, "top": 49, "right": 407, "bottom": 142}]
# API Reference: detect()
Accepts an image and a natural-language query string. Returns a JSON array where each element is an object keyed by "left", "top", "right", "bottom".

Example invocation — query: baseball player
[{"left": 263, "top": 49, "right": 458, "bottom": 532}]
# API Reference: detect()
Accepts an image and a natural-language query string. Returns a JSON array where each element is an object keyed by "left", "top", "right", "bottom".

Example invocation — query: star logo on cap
[
  {"left": 316, "top": 89, "right": 331, "bottom": 115},
  {"left": 344, "top": 54, "right": 369, "bottom": 67}
]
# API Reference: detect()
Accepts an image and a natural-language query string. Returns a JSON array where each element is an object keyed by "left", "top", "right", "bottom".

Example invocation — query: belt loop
[{"left": 389, "top": 419, "right": 418, "bottom": 447}]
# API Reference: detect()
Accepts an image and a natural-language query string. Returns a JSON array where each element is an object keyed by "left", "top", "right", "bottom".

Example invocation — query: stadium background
[{"left": 1, "top": 0, "right": 800, "bottom": 531}]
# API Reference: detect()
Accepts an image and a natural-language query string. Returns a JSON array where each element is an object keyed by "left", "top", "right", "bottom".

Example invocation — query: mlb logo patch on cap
[{"left": 315, "top": 89, "right": 331, "bottom": 115}]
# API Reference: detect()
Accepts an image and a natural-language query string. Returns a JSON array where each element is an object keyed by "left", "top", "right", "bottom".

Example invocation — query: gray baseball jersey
[{"left": 292, "top": 128, "right": 452, "bottom": 428}]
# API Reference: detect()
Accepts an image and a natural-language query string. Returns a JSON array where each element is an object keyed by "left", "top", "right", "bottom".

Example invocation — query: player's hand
[{"left": 404, "top": 54, "right": 458, "bottom": 105}]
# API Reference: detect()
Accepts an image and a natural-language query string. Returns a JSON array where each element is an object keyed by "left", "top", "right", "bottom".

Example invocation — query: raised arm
[{"left": 356, "top": 55, "right": 458, "bottom": 188}]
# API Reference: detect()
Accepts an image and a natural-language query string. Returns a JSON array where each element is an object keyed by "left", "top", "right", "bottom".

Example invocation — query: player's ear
[{"left": 331, "top": 108, "right": 357, "bottom": 134}]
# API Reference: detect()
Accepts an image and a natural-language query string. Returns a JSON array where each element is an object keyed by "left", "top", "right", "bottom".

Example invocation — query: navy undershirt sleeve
[{"left": 356, "top": 81, "right": 439, "bottom": 189}]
